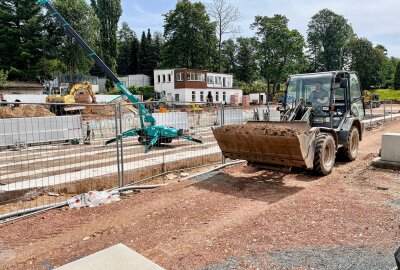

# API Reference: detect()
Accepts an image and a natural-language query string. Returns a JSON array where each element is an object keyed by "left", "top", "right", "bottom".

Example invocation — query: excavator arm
[
  {"left": 38, "top": 0, "right": 155, "bottom": 127},
  {"left": 69, "top": 82, "right": 97, "bottom": 103}
]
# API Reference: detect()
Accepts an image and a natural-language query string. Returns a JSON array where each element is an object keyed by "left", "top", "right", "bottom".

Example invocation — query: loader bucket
[{"left": 212, "top": 122, "right": 317, "bottom": 169}]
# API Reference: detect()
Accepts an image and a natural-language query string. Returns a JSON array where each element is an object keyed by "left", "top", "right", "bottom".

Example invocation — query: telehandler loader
[{"left": 213, "top": 71, "right": 365, "bottom": 175}]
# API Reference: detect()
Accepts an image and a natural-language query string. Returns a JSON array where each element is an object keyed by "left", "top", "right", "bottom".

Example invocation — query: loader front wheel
[
  {"left": 338, "top": 127, "right": 359, "bottom": 161},
  {"left": 313, "top": 134, "right": 336, "bottom": 176}
]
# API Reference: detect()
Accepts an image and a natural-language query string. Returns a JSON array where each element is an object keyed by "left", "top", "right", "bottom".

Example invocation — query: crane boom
[{"left": 38, "top": 0, "right": 155, "bottom": 127}]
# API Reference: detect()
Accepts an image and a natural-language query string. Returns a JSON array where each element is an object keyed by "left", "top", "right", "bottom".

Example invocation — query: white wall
[
  {"left": 249, "top": 93, "right": 269, "bottom": 105},
  {"left": 99, "top": 74, "right": 150, "bottom": 91},
  {"left": 154, "top": 69, "right": 175, "bottom": 93}
]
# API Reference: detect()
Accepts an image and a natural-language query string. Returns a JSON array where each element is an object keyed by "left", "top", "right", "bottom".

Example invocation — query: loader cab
[{"left": 285, "top": 71, "right": 364, "bottom": 128}]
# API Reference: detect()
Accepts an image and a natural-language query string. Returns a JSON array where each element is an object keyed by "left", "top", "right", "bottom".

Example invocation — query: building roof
[{"left": 2, "top": 81, "right": 43, "bottom": 89}]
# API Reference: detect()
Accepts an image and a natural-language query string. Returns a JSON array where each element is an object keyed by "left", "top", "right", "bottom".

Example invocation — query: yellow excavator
[
  {"left": 363, "top": 90, "right": 380, "bottom": 108},
  {"left": 46, "top": 82, "right": 96, "bottom": 115}
]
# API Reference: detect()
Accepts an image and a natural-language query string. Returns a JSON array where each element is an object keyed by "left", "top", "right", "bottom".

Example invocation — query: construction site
[{"left": 1, "top": 0, "right": 400, "bottom": 270}]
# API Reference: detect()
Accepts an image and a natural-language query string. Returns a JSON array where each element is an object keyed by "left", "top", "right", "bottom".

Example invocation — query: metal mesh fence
[
  {"left": 0, "top": 102, "right": 120, "bottom": 217},
  {"left": 1, "top": 99, "right": 399, "bottom": 219}
]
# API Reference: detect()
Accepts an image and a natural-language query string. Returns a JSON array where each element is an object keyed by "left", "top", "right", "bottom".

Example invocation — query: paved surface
[{"left": 55, "top": 244, "right": 165, "bottom": 270}]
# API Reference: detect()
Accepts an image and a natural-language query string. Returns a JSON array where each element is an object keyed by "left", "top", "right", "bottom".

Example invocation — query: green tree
[
  {"left": 138, "top": 31, "right": 150, "bottom": 75},
  {"left": 91, "top": 0, "right": 121, "bottom": 72},
  {"left": 148, "top": 31, "right": 163, "bottom": 82},
  {"left": 129, "top": 37, "right": 140, "bottom": 75},
  {"left": 0, "top": 70, "right": 8, "bottom": 88},
  {"left": 117, "top": 22, "right": 135, "bottom": 75},
  {"left": 221, "top": 39, "right": 236, "bottom": 74},
  {"left": 252, "top": 15, "right": 306, "bottom": 93},
  {"left": 49, "top": 0, "right": 100, "bottom": 83},
  {"left": 343, "top": 37, "right": 384, "bottom": 89},
  {"left": 207, "top": 0, "right": 240, "bottom": 72},
  {"left": 162, "top": 0, "right": 217, "bottom": 69},
  {"left": 235, "top": 37, "right": 257, "bottom": 83},
  {"left": 36, "top": 59, "right": 67, "bottom": 81},
  {"left": 307, "top": 9, "right": 354, "bottom": 71},
  {"left": 374, "top": 45, "right": 394, "bottom": 88},
  {"left": 394, "top": 61, "right": 400, "bottom": 90},
  {"left": 0, "top": 0, "right": 46, "bottom": 81}
]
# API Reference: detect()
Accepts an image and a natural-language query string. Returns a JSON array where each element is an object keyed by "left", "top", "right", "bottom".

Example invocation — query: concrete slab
[
  {"left": 371, "top": 157, "right": 400, "bottom": 170},
  {"left": 381, "top": 133, "right": 400, "bottom": 162},
  {"left": 55, "top": 243, "right": 165, "bottom": 270}
]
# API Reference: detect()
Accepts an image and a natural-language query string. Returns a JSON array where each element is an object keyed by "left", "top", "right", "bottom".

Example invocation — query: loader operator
[{"left": 308, "top": 82, "right": 329, "bottom": 106}]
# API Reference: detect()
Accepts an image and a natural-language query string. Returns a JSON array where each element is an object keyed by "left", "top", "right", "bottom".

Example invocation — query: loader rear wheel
[
  {"left": 313, "top": 134, "right": 336, "bottom": 176},
  {"left": 338, "top": 127, "right": 359, "bottom": 162}
]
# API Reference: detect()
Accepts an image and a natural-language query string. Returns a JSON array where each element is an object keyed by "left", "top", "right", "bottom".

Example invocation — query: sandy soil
[
  {"left": 0, "top": 105, "right": 54, "bottom": 118},
  {"left": 0, "top": 120, "right": 400, "bottom": 270}
]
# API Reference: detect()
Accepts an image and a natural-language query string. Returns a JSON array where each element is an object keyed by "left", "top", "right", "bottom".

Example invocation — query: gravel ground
[
  {"left": 0, "top": 120, "right": 400, "bottom": 270},
  {"left": 268, "top": 246, "right": 396, "bottom": 270},
  {"left": 197, "top": 246, "right": 397, "bottom": 270}
]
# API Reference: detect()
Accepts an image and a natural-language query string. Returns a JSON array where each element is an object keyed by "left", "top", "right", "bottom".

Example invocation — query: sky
[{"left": 119, "top": 0, "right": 400, "bottom": 57}]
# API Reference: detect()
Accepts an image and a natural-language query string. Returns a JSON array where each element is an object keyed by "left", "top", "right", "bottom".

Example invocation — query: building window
[
  {"left": 216, "top": 92, "right": 219, "bottom": 102},
  {"left": 223, "top": 91, "right": 226, "bottom": 101},
  {"left": 192, "top": 91, "right": 196, "bottom": 101},
  {"left": 188, "top": 73, "right": 205, "bottom": 81},
  {"left": 162, "top": 74, "right": 166, "bottom": 83},
  {"left": 227, "top": 77, "right": 232, "bottom": 88},
  {"left": 215, "top": 76, "right": 222, "bottom": 84},
  {"left": 200, "top": 91, "right": 204, "bottom": 102},
  {"left": 157, "top": 75, "right": 161, "bottom": 83},
  {"left": 176, "top": 72, "right": 183, "bottom": 81},
  {"left": 207, "top": 76, "right": 214, "bottom": 84},
  {"left": 168, "top": 74, "right": 171, "bottom": 82},
  {"left": 175, "top": 94, "right": 179, "bottom": 101},
  {"left": 223, "top": 77, "right": 226, "bottom": 87}
]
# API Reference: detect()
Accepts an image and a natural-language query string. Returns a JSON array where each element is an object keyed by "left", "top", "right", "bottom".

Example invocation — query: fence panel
[{"left": 0, "top": 102, "right": 120, "bottom": 217}]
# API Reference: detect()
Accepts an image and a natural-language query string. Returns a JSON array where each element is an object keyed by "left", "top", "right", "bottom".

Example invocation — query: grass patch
[{"left": 370, "top": 89, "right": 400, "bottom": 101}]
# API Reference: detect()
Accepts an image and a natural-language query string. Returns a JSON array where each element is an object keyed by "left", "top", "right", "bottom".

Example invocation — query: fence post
[
  {"left": 118, "top": 103, "right": 124, "bottom": 187},
  {"left": 391, "top": 100, "right": 393, "bottom": 121},
  {"left": 220, "top": 102, "right": 225, "bottom": 165},
  {"left": 114, "top": 103, "right": 121, "bottom": 188},
  {"left": 370, "top": 101, "right": 372, "bottom": 128},
  {"left": 383, "top": 101, "right": 386, "bottom": 123}
]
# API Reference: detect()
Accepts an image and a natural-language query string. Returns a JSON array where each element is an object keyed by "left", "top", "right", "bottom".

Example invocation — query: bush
[{"left": 394, "top": 61, "right": 400, "bottom": 90}]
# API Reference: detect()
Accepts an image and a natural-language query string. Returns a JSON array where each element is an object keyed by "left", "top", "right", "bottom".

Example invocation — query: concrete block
[
  {"left": 216, "top": 109, "right": 243, "bottom": 125},
  {"left": 372, "top": 157, "right": 400, "bottom": 170},
  {"left": 55, "top": 243, "right": 165, "bottom": 270},
  {"left": 381, "top": 133, "right": 400, "bottom": 162}
]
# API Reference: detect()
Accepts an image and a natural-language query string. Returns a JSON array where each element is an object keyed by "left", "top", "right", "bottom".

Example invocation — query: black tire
[
  {"left": 313, "top": 134, "right": 336, "bottom": 176},
  {"left": 338, "top": 127, "right": 359, "bottom": 162}
]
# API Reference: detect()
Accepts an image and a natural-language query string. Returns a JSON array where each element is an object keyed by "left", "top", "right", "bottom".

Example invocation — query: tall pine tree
[
  {"left": 91, "top": 0, "right": 121, "bottom": 90},
  {"left": 138, "top": 31, "right": 150, "bottom": 76},
  {"left": 129, "top": 37, "right": 140, "bottom": 75},
  {"left": 0, "top": 0, "right": 45, "bottom": 81},
  {"left": 116, "top": 22, "right": 135, "bottom": 76}
]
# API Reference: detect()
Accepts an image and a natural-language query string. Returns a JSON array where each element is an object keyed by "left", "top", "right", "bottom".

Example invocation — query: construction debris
[{"left": 67, "top": 190, "right": 120, "bottom": 208}]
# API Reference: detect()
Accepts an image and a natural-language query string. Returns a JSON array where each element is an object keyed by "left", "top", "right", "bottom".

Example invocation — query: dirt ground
[
  {"left": 0, "top": 105, "right": 54, "bottom": 118},
  {"left": 1, "top": 120, "right": 400, "bottom": 269}
]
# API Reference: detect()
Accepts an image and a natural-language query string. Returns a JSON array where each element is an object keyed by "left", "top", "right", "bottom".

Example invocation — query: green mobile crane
[{"left": 38, "top": 0, "right": 202, "bottom": 153}]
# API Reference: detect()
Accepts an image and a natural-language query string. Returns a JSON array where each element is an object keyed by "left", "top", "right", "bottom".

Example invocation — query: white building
[
  {"left": 154, "top": 69, "right": 242, "bottom": 104},
  {"left": 98, "top": 74, "right": 150, "bottom": 92}
]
